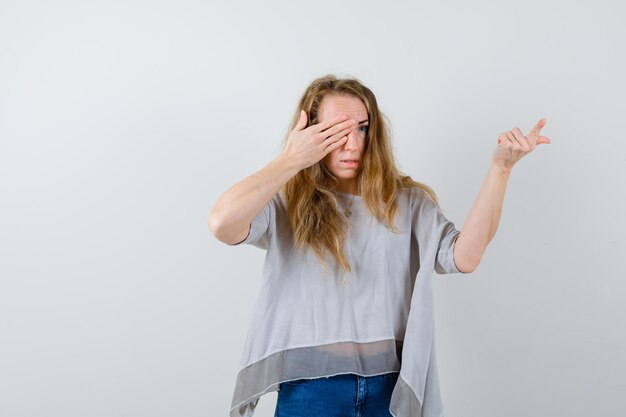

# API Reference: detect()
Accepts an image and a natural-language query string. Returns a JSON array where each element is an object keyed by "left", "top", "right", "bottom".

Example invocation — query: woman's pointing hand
[{"left": 492, "top": 117, "right": 551, "bottom": 170}]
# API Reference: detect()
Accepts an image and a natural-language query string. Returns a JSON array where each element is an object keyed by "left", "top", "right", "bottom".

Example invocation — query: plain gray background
[{"left": 1, "top": 0, "right": 625, "bottom": 416}]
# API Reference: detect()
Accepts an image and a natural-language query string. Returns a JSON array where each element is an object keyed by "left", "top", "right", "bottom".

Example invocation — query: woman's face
[{"left": 317, "top": 94, "right": 369, "bottom": 194}]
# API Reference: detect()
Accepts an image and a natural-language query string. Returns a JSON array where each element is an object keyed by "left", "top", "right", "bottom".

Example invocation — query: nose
[{"left": 343, "top": 126, "right": 358, "bottom": 150}]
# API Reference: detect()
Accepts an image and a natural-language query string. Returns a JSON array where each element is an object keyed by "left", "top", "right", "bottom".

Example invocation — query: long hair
[{"left": 280, "top": 74, "right": 442, "bottom": 283}]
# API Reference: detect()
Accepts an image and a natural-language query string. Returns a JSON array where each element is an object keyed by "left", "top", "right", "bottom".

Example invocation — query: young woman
[{"left": 208, "top": 74, "right": 550, "bottom": 417}]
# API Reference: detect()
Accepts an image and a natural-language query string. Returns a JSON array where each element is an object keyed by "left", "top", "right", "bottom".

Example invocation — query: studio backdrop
[{"left": 1, "top": 1, "right": 624, "bottom": 416}]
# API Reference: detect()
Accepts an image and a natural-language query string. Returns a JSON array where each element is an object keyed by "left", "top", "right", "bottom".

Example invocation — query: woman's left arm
[{"left": 454, "top": 118, "right": 551, "bottom": 273}]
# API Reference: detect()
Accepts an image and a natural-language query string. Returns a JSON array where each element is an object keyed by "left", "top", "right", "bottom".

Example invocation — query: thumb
[
  {"left": 296, "top": 110, "right": 308, "bottom": 130},
  {"left": 536, "top": 135, "right": 551, "bottom": 145}
]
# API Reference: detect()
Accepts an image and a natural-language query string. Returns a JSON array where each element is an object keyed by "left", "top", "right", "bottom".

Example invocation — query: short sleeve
[
  {"left": 433, "top": 209, "right": 463, "bottom": 274},
  {"left": 228, "top": 194, "right": 277, "bottom": 250},
  {"left": 411, "top": 188, "right": 467, "bottom": 275}
]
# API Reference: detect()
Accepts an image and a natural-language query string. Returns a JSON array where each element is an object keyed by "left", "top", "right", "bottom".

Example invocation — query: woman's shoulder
[
  {"left": 399, "top": 184, "right": 439, "bottom": 210},
  {"left": 399, "top": 184, "right": 429, "bottom": 201}
]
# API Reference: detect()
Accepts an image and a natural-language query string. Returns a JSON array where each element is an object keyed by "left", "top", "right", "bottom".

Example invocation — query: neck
[{"left": 336, "top": 179, "right": 359, "bottom": 195}]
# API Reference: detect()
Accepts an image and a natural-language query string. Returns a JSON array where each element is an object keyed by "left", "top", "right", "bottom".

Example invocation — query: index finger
[
  {"left": 527, "top": 118, "right": 547, "bottom": 140},
  {"left": 312, "top": 114, "right": 350, "bottom": 132}
]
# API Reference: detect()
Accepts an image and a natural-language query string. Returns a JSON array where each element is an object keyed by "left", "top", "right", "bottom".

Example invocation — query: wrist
[
  {"left": 275, "top": 152, "right": 301, "bottom": 177},
  {"left": 490, "top": 160, "right": 513, "bottom": 176}
]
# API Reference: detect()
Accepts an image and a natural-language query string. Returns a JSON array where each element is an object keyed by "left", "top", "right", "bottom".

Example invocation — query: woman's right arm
[
  {"left": 207, "top": 153, "right": 300, "bottom": 245},
  {"left": 208, "top": 111, "right": 357, "bottom": 245}
]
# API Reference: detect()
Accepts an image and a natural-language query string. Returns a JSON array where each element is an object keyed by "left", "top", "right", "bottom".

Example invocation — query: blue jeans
[{"left": 274, "top": 372, "right": 399, "bottom": 417}]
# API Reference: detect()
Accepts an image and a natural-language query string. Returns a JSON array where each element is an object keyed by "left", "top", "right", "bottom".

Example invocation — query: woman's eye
[{"left": 359, "top": 125, "right": 369, "bottom": 133}]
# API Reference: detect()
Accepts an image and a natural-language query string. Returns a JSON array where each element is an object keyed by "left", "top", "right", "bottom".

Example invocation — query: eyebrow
[{"left": 358, "top": 120, "right": 369, "bottom": 124}]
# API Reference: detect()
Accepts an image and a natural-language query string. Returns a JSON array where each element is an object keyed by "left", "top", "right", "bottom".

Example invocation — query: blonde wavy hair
[{"left": 280, "top": 74, "right": 442, "bottom": 282}]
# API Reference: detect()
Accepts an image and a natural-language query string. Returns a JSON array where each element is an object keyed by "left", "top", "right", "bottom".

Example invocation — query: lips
[{"left": 340, "top": 159, "right": 359, "bottom": 169}]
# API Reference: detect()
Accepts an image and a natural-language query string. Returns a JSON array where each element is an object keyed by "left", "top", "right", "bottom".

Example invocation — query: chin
[{"left": 334, "top": 172, "right": 358, "bottom": 180}]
